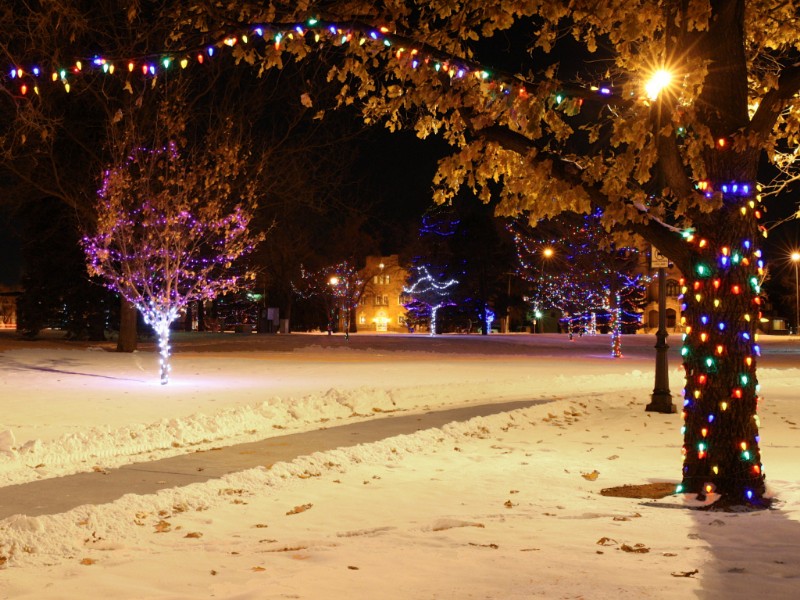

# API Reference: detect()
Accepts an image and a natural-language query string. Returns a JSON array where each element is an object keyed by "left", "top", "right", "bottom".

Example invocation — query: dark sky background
[{"left": 355, "top": 129, "right": 449, "bottom": 253}]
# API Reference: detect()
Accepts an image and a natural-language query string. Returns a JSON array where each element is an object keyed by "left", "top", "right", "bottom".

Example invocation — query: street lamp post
[
  {"left": 646, "top": 266, "right": 676, "bottom": 413},
  {"left": 792, "top": 252, "right": 800, "bottom": 334},
  {"left": 644, "top": 73, "right": 677, "bottom": 414}
]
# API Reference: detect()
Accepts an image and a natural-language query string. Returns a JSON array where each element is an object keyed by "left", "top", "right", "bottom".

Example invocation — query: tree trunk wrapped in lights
[
  {"left": 678, "top": 192, "right": 766, "bottom": 503},
  {"left": 83, "top": 103, "right": 264, "bottom": 384}
]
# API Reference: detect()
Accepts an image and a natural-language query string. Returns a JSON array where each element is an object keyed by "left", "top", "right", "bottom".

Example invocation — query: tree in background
[
  {"left": 83, "top": 104, "right": 264, "bottom": 384},
  {"left": 293, "top": 260, "right": 365, "bottom": 336},
  {"left": 402, "top": 206, "right": 460, "bottom": 333},
  {"left": 15, "top": 198, "right": 112, "bottom": 340},
  {"left": 510, "top": 213, "right": 650, "bottom": 356},
  {"left": 403, "top": 202, "right": 514, "bottom": 334},
  {"left": 403, "top": 265, "right": 458, "bottom": 336}
]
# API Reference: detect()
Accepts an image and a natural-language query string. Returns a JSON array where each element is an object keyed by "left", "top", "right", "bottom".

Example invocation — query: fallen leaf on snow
[
  {"left": 620, "top": 543, "right": 650, "bottom": 553},
  {"left": 286, "top": 503, "right": 313, "bottom": 515},
  {"left": 582, "top": 470, "right": 600, "bottom": 481},
  {"left": 154, "top": 520, "right": 172, "bottom": 533},
  {"left": 184, "top": 532, "right": 203, "bottom": 539},
  {"left": 251, "top": 566, "right": 266, "bottom": 572},
  {"left": 596, "top": 537, "right": 617, "bottom": 546},
  {"left": 79, "top": 558, "right": 96, "bottom": 565},
  {"left": 671, "top": 570, "right": 699, "bottom": 578}
]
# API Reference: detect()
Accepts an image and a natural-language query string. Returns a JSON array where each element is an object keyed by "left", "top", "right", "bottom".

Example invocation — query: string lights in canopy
[{"left": 3, "top": 17, "right": 614, "bottom": 110}]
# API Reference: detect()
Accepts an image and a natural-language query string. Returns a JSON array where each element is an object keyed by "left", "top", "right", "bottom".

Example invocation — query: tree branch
[
  {"left": 469, "top": 122, "right": 691, "bottom": 269},
  {"left": 747, "top": 63, "right": 800, "bottom": 138}
]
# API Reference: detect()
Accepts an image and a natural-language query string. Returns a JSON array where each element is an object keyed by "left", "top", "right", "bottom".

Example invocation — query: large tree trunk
[
  {"left": 116, "top": 297, "right": 138, "bottom": 352},
  {"left": 678, "top": 194, "right": 766, "bottom": 506}
]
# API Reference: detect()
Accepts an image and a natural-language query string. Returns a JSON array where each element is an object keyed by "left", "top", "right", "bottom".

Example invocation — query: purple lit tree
[{"left": 83, "top": 116, "right": 264, "bottom": 384}]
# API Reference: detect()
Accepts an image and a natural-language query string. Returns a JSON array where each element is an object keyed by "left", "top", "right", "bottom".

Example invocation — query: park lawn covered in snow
[{"left": 0, "top": 331, "right": 798, "bottom": 599}]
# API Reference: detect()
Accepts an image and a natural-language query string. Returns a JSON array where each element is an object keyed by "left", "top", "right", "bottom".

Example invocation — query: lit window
[
  {"left": 359, "top": 314, "right": 366, "bottom": 325},
  {"left": 666, "top": 279, "right": 680, "bottom": 297}
]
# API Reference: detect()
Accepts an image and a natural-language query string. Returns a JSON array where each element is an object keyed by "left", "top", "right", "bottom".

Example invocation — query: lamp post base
[
  {"left": 647, "top": 326, "right": 677, "bottom": 414},
  {"left": 646, "top": 391, "right": 677, "bottom": 414}
]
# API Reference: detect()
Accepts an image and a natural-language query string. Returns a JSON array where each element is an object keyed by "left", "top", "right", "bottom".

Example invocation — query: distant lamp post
[
  {"left": 534, "top": 309, "right": 542, "bottom": 334},
  {"left": 328, "top": 276, "right": 340, "bottom": 335},
  {"left": 792, "top": 251, "right": 800, "bottom": 334},
  {"left": 646, "top": 248, "right": 676, "bottom": 413},
  {"left": 534, "top": 248, "right": 554, "bottom": 334}
]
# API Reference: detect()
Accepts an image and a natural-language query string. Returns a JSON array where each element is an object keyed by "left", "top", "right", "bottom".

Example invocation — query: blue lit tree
[
  {"left": 402, "top": 205, "right": 460, "bottom": 334},
  {"left": 403, "top": 265, "right": 458, "bottom": 335},
  {"left": 510, "top": 213, "right": 649, "bottom": 356},
  {"left": 404, "top": 202, "right": 514, "bottom": 334}
]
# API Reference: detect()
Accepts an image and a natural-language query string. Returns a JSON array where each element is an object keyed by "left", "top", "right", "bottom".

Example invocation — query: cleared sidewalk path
[{"left": 0, "top": 399, "right": 546, "bottom": 519}]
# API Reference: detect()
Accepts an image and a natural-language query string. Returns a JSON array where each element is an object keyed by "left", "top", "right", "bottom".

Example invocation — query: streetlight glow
[
  {"left": 645, "top": 69, "right": 672, "bottom": 100},
  {"left": 542, "top": 247, "right": 554, "bottom": 258}
]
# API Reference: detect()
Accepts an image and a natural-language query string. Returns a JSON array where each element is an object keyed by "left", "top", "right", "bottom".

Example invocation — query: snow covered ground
[{"left": 0, "top": 330, "right": 798, "bottom": 599}]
